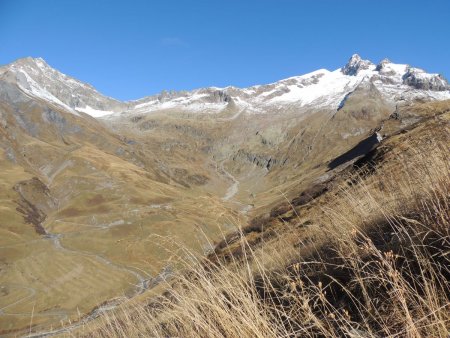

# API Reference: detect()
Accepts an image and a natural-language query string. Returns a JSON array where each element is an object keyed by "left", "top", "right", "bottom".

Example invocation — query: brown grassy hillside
[{"left": 73, "top": 105, "right": 450, "bottom": 337}]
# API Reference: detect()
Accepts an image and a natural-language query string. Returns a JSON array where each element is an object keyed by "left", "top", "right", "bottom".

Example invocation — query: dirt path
[
  {"left": 12, "top": 230, "right": 154, "bottom": 337},
  {"left": 222, "top": 166, "right": 240, "bottom": 201},
  {"left": 216, "top": 161, "right": 253, "bottom": 216}
]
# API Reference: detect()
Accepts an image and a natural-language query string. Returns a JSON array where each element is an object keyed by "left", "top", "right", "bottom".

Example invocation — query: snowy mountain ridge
[{"left": 1, "top": 54, "right": 449, "bottom": 118}]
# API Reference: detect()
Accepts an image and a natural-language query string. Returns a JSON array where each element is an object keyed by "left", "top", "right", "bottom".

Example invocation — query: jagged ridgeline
[{"left": 0, "top": 54, "right": 449, "bottom": 335}]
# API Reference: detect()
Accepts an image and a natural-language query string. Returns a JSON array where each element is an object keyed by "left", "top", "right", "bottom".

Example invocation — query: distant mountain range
[{"left": 2, "top": 54, "right": 449, "bottom": 118}]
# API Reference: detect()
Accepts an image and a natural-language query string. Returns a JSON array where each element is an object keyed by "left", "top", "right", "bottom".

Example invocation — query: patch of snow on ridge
[
  {"left": 16, "top": 70, "right": 80, "bottom": 116},
  {"left": 268, "top": 69, "right": 366, "bottom": 108},
  {"left": 138, "top": 101, "right": 227, "bottom": 113},
  {"left": 75, "top": 105, "right": 113, "bottom": 117},
  {"left": 33, "top": 57, "right": 92, "bottom": 91},
  {"left": 382, "top": 63, "right": 408, "bottom": 76},
  {"left": 134, "top": 100, "right": 159, "bottom": 109},
  {"left": 129, "top": 91, "right": 229, "bottom": 114}
]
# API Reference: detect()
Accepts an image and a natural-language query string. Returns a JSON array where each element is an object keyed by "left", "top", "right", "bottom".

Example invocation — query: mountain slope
[
  {"left": 0, "top": 54, "right": 449, "bottom": 335},
  {"left": 0, "top": 59, "right": 237, "bottom": 334},
  {"left": 104, "top": 54, "right": 450, "bottom": 211},
  {"left": 83, "top": 100, "right": 450, "bottom": 338}
]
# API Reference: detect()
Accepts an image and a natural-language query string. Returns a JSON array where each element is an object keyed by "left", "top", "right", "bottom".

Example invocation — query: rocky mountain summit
[
  {"left": 1, "top": 57, "right": 125, "bottom": 116},
  {"left": 341, "top": 53, "right": 375, "bottom": 75}
]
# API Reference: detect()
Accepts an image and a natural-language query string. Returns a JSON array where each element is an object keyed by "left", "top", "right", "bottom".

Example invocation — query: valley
[{"left": 0, "top": 54, "right": 449, "bottom": 336}]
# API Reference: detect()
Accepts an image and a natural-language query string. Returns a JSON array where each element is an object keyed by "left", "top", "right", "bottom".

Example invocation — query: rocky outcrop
[
  {"left": 328, "top": 133, "right": 381, "bottom": 170},
  {"left": 186, "top": 174, "right": 209, "bottom": 186},
  {"left": 402, "top": 67, "right": 449, "bottom": 91},
  {"left": 232, "top": 149, "right": 278, "bottom": 170},
  {"left": 209, "top": 90, "right": 232, "bottom": 103},
  {"left": 9, "top": 57, "right": 126, "bottom": 113},
  {"left": 375, "top": 58, "right": 392, "bottom": 72},
  {"left": 13, "top": 177, "right": 56, "bottom": 235},
  {"left": 341, "top": 54, "right": 374, "bottom": 76},
  {"left": 169, "top": 168, "right": 209, "bottom": 187}
]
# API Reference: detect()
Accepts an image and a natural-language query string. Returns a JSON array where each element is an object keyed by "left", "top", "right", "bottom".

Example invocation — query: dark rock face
[
  {"left": 186, "top": 174, "right": 209, "bottom": 186},
  {"left": 375, "top": 58, "right": 392, "bottom": 72},
  {"left": 402, "top": 68, "right": 449, "bottom": 91},
  {"left": 232, "top": 149, "right": 278, "bottom": 170},
  {"left": 337, "top": 91, "right": 353, "bottom": 111},
  {"left": 389, "top": 112, "right": 400, "bottom": 120},
  {"left": 328, "top": 133, "right": 381, "bottom": 170},
  {"left": 210, "top": 90, "right": 231, "bottom": 103},
  {"left": 13, "top": 177, "right": 56, "bottom": 235},
  {"left": 341, "top": 54, "right": 374, "bottom": 76}
]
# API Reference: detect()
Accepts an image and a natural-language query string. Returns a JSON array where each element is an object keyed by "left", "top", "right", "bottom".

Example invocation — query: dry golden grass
[{"left": 71, "top": 119, "right": 450, "bottom": 338}]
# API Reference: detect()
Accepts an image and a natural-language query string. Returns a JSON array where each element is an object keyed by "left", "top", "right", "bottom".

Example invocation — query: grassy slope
[
  {"left": 0, "top": 101, "right": 239, "bottom": 334},
  {"left": 82, "top": 102, "right": 450, "bottom": 337},
  {"left": 2, "top": 94, "right": 448, "bottom": 335}
]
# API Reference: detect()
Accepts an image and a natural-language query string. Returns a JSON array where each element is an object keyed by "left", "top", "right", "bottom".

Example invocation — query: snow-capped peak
[
  {"left": 2, "top": 57, "right": 126, "bottom": 117},
  {"left": 341, "top": 54, "right": 375, "bottom": 76}
]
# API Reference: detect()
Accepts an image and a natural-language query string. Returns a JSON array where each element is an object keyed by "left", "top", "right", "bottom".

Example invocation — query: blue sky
[{"left": 1, "top": 0, "right": 449, "bottom": 101}]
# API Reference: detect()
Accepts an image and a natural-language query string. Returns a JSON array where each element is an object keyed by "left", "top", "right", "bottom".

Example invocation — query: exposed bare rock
[
  {"left": 13, "top": 177, "right": 55, "bottom": 235},
  {"left": 341, "top": 54, "right": 374, "bottom": 76},
  {"left": 402, "top": 67, "right": 449, "bottom": 91}
]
